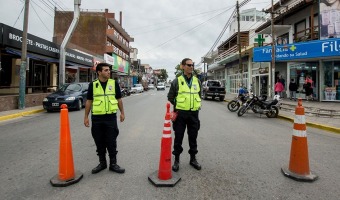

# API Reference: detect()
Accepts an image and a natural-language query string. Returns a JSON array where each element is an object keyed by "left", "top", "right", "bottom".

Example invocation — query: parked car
[
  {"left": 43, "top": 82, "right": 89, "bottom": 112},
  {"left": 130, "top": 84, "right": 144, "bottom": 93},
  {"left": 157, "top": 82, "right": 166, "bottom": 90},
  {"left": 148, "top": 84, "right": 155, "bottom": 90}
]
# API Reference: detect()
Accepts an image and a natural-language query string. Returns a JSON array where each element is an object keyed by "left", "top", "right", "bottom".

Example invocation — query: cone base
[
  {"left": 50, "top": 170, "right": 83, "bottom": 187},
  {"left": 148, "top": 171, "right": 181, "bottom": 187},
  {"left": 281, "top": 167, "right": 318, "bottom": 182}
]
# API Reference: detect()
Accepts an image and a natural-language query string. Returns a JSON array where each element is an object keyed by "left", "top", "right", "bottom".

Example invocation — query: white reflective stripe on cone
[
  {"left": 293, "top": 129, "right": 307, "bottom": 137},
  {"left": 162, "top": 134, "right": 172, "bottom": 138},
  {"left": 164, "top": 119, "right": 171, "bottom": 123},
  {"left": 294, "top": 115, "right": 306, "bottom": 124},
  {"left": 163, "top": 126, "right": 171, "bottom": 131}
]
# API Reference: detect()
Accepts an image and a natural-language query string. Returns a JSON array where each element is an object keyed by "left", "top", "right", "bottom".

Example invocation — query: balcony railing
[
  {"left": 214, "top": 45, "right": 238, "bottom": 62},
  {"left": 293, "top": 25, "right": 319, "bottom": 43}
]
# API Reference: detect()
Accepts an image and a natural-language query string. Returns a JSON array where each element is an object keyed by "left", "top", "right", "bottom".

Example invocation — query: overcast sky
[{"left": 0, "top": 0, "right": 271, "bottom": 80}]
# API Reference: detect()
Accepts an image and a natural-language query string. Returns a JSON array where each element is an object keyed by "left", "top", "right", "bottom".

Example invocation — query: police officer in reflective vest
[
  {"left": 167, "top": 58, "right": 202, "bottom": 172},
  {"left": 84, "top": 63, "right": 125, "bottom": 174}
]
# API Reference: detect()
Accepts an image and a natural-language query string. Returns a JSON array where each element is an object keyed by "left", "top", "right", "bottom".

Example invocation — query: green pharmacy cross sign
[{"left": 254, "top": 34, "right": 265, "bottom": 47}]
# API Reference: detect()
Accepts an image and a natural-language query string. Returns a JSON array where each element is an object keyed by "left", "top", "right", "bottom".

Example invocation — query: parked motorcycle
[
  {"left": 227, "top": 93, "right": 248, "bottom": 112},
  {"left": 237, "top": 94, "right": 281, "bottom": 118},
  {"left": 121, "top": 88, "right": 131, "bottom": 97}
]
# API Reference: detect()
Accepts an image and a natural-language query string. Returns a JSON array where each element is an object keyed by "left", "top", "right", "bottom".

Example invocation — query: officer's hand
[
  {"left": 120, "top": 113, "right": 125, "bottom": 122},
  {"left": 84, "top": 118, "right": 90, "bottom": 127}
]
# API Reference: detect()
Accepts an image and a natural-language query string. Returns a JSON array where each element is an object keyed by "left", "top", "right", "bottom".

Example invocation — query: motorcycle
[
  {"left": 227, "top": 93, "right": 248, "bottom": 112},
  {"left": 237, "top": 94, "right": 281, "bottom": 118},
  {"left": 121, "top": 88, "right": 131, "bottom": 97}
]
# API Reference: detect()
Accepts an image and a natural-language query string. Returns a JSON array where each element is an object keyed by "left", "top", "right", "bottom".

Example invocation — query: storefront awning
[
  {"left": 5, "top": 48, "right": 59, "bottom": 63},
  {"left": 6, "top": 48, "right": 92, "bottom": 69}
]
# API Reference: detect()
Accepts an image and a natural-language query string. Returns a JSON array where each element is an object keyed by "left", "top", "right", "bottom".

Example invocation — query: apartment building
[
  {"left": 53, "top": 8, "right": 134, "bottom": 86},
  {"left": 205, "top": 8, "right": 267, "bottom": 94}
]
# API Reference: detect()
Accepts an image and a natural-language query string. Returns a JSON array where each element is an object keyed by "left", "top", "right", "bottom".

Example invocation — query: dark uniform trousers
[
  {"left": 173, "top": 110, "right": 200, "bottom": 156},
  {"left": 91, "top": 114, "right": 119, "bottom": 159}
]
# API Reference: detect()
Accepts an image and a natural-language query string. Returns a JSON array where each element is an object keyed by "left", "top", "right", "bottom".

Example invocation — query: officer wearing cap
[
  {"left": 84, "top": 62, "right": 125, "bottom": 174},
  {"left": 167, "top": 58, "right": 202, "bottom": 172}
]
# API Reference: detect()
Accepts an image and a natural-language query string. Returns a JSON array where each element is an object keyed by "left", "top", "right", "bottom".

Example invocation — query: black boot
[
  {"left": 109, "top": 158, "right": 125, "bottom": 174},
  {"left": 92, "top": 157, "right": 107, "bottom": 174},
  {"left": 172, "top": 155, "right": 180, "bottom": 172},
  {"left": 190, "top": 155, "right": 201, "bottom": 170}
]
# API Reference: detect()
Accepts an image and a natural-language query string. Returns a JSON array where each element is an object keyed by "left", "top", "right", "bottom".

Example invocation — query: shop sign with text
[{"left": 253, "top": 38, "right": 340, "bottom": 62}]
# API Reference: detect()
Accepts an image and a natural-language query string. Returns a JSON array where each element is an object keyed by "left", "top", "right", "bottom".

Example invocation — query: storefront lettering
[
  {"left": 76, "top": 55, "right": 85, "bottom": 61},
  {"left": 295, "top": 51, "right": 307, "bottom": 56},
  {"left": 66, "top": 52, "right": 76, "bottom": 58},
  {"left": 8, "top": 33, "right": 33, "bottom": 45},
  {"left": 322, "top": 41, "right": 340, "bottom": 53}
]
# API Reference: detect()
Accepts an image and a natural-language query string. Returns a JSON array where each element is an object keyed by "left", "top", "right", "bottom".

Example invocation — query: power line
[
  {"left": 31, "top": 1, "right": 52, "bottom": 33},
  {"left": 143, "top": 8, "right": 233, "bottom": 55},
  {"left": 13, "top": 4, "right": 25, "bottom": 27},
  {"left": 30, "top": 0, "right": 53, "bottom": 18},
  {"left": 133, "top": 7, "right": 234, "bottom": 36},
  {"left": 129, "top": 6, "right": 235, "bottom": 30}
]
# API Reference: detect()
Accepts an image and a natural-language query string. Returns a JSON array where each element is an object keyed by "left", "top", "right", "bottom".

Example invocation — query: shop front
[
  {"left": 0, "top": 23, "right": 94, "bottom": 111},
  {"left": 254, "top": 37, "right": 340, "bottom": 102}
]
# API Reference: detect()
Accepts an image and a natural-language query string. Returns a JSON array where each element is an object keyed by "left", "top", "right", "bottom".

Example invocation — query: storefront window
[
  {"left": 79, "top": 68, "right": 89, "bottom": 82},
  {"left": 289, "top": 62, "right": 318, "bottom": 99},
  {"left": 323, "top": 61, "right": 340, "bottom": 101}
]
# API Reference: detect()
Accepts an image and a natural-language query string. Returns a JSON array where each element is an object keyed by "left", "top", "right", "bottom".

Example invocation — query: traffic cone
[
  {"left": 281, "top": 98, "right": 318, "bottom": 182},
  {"left": 50, "top": 104, "right": 83, "bottom": 187},
  {"left": 148, "top": 102, "right": 181, "bottom": 187}
]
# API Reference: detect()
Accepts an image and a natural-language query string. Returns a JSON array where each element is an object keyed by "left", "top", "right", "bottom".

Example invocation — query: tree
[{"left": 157, "top": 69, "right": 168, "bottom": 82}]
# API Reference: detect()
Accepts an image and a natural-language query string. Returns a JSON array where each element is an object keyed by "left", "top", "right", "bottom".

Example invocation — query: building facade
[{"left": 53, "top": 8, "right": 134, "bottom": 87}]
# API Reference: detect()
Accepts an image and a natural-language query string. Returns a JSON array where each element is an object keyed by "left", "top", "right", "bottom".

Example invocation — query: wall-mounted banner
[
  {"left": 319, "top": 0, "right": 340, "bottom": 40},
  {"left": 253, "top": 38, "right": 340, "bottom": 62},
  {"left": 112, "top": 54, "right": 129, "bottom": 73},
  {"left": 104, "top": 53, "right": 115, "bottom": 66}
]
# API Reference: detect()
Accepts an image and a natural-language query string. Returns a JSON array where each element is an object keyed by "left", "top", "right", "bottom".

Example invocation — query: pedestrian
[
  {"left": 289, "top": 78, "right": 298, "bottom": 101},
  {"left": 167, "top": 58, "right": 202, "bottom": 172},
  {"left": 274, "top": 79, "right": 284, "bottom": 98},
  {"left": 84, "top": 62, "right": 125, "bottom": 174},
  {"left": 305, "top": 75, "right": 314, "bottom": 101}
]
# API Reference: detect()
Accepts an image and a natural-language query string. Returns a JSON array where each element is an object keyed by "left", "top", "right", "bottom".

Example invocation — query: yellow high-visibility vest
[
  {"left": 92, "top": 79, "right": 118, "bottom": 115},
  {"left": 176, "top": 76, "right": 201, "bottom": 111}
]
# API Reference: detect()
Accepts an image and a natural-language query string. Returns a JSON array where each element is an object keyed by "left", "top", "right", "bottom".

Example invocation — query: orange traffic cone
[
  {"left": 281, "top": 98, "right": 317, "bottom": 182},
  {"left": 50, "top": 104, "right": 83, "bottom": 187},
  {"left": 148, "top": 102, "right": 181, "bottom": 187}
]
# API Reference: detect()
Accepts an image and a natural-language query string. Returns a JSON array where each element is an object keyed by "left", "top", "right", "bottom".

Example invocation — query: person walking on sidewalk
[
  {"left": 289, "top": 79, "right": 298, "bottom": 101},
  {"left": 84, "top": 62, "right": 125, "bottom": 174},
  {"left": 274, "top": 79, "right": 285, "bottom": 98},
  {"left": 167, "top": 58, "right": 202, "bottom": 172},
  {"left": 305, "top": 75, "right": 314, "bottom": 101}
]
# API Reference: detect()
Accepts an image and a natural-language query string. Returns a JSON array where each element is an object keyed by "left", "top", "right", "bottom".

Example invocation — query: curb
[
  {"left": 224, "top": 99, "right": 340, "bottom": 134},
  {"left": 0, "top": 109, "right": 45, "bottom": 122},
  {"left": 278, "top": 114, "right": 340, "bottom": 134}
]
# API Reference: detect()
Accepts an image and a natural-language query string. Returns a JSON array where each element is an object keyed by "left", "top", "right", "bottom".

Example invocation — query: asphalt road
[{"left": 0, "top": 88, "right": 339, "bottom": 200}]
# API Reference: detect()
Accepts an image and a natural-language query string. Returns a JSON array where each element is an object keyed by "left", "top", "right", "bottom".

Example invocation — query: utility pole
[
  {"left": 237, "top": 0, "right": 242, "bottom": 85},
  {"left": 270, "top": 0, "right": 276, "bottom": 97},
  {"left": 18, "top": 0, "right": 30, "bottom": 110}
]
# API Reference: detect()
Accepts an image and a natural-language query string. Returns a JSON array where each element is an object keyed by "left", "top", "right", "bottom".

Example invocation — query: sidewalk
[{"left": 224, "top": 93, "right": 340, "bottom": 134}]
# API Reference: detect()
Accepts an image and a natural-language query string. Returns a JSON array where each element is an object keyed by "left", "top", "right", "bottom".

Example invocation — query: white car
[
  {"left": 157, "top": 83, "right": 166, "bottom": 91},
  {"left": 148, "top": 84, "right": 155, "bottom": 90},
  {"left": 130, "top": 84, "right": 144, "bottom": 93}
]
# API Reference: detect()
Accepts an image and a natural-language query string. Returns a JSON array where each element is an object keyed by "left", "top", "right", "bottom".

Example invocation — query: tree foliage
[{"left": 157, "top": 69, "right": 168, "bottom": 82}]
